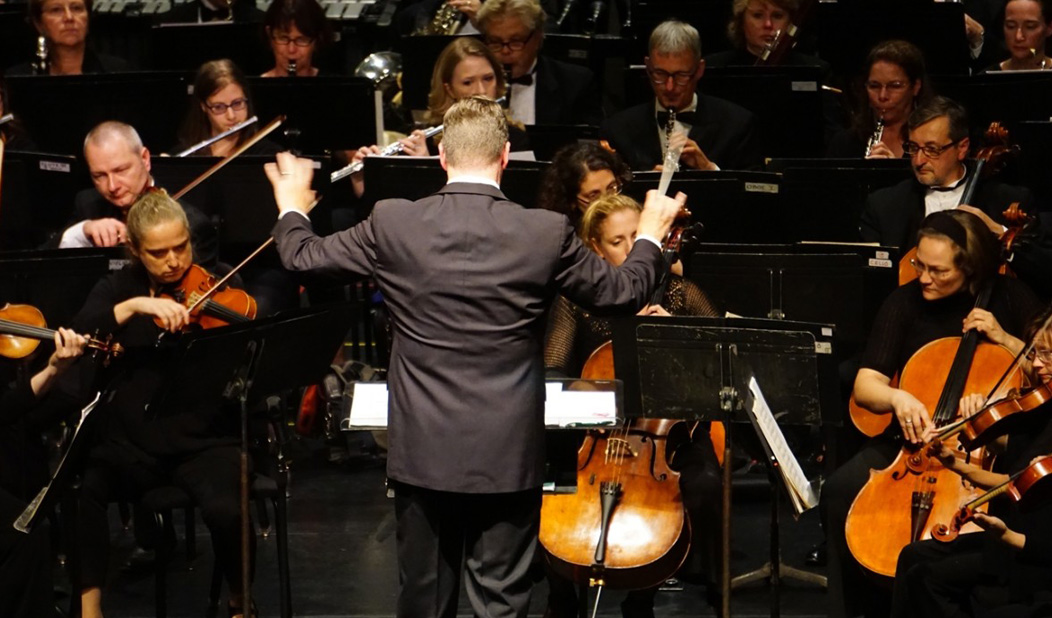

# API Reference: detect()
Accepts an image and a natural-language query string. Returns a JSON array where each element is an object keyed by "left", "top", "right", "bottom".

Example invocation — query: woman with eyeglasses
[
  {"left": 827, "top": 40, "right": 934, "bottom": 159},
  {"left": 985, "top": 0, "right": 1052, "bottom": 72},
  {"left": 175, "top": 59, "right": 280, "bottom": 158},
  {"left": 536, "top": 142, "right": 632, "bottom": 227},
  {"left": 821, "top": 210, "right": 1043, "bottom": 618},
  {"left": 543, "top": 194, "right": 722, "bottom": 618},
  {"left": 260, "top": 0, "right": 332, "bottom": 78},
  {"left": 889, "top": 303, "right": 1052, "bottom": 617},
  {"left": 4, "top": 0, "right": 128, "bottom": 76}
]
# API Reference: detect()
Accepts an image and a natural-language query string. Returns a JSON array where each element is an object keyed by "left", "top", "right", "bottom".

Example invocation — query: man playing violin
[
  {"left": 891, "top": 305, "right": 1052, "bottom": 617},
  {"left": 859, "top": 97, "right": 1052, "bottom": 299},
  {"left": 822, "top": 210, "right": 1043, "bottom": 618},
  {"left": 266, "top": 97, "right": 684, "bottom": 618},
  {"left": 55, "top": 121, "right": 218, "bottom": 269},
  {"left": 0, "top": 327, "right": 86, "bottom": 618},
  {"left": 69, "top": 190, "right": 255, "bottom": 618}
]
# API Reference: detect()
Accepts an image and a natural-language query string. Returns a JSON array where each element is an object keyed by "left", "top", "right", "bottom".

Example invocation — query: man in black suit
[
  {"left": 600, "top": 19, "right": 762, "bottom": 171},
  {"left": 477, "top": 0, "right": 602, "bottom": 126},
  {"left": 266, "top": 97, "right": 683, "bottom": 618},
  {"left": 861, "top": 96, "right": 1052, "bottom": 297},
  {"left": 56, "top": 121, "right": 217, "bottom": 268}
]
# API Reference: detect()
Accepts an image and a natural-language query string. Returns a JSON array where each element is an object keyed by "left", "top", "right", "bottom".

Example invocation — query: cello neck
[{"left": 930, "top": 284, "right": 994, "bottom": 425}]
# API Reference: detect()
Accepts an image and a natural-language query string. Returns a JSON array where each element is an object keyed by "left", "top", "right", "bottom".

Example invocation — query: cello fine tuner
[{"left": 588, "top": 577, "right": 606, "bottom": 587}]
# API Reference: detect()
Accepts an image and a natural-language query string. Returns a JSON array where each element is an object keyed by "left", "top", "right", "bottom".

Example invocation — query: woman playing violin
[
  {"left": 892, "top": 305, "right": 1052, "bottom": 617},
  {"left": 70, "top": 190, "right": 257, "bottom": 618},
  {"left": 822, "top": 210, "right": 1043, "bottom": 618},
  {"left": 543, "top": 194, "right": 722, "bottom": 618}
]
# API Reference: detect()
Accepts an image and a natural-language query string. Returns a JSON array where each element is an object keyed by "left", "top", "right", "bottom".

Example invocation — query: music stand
[
  {"left": 610, "top": 317, "right": 832, "bottom": 617},
  {"left": 0, "top": 150, "right": 90, "bottom": 249},
  {"left": 150, "top": 22, "right": 270, "bottom": 74},
  {"left": 4, "top": 73, "right": 190, "bottom": 154},
  {"left": 246, "top": 76, "right": 377, "bottom": 153},
  {"left": 932, "top": 72, "right": 1052, "bottom": 132},
  {"left": 525, "top": 125, "right": 599, "bottom": 161},
  {"left": 148, "top": 303, "right": 357, "bottom": 617}
]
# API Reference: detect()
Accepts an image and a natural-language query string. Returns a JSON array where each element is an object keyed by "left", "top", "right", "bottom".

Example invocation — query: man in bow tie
[
  {"left": 476, "top": 0, "right": 602, "bottom": 126},
  {"left": 600, "top": 19, "right": 762, "bottom": 172}
]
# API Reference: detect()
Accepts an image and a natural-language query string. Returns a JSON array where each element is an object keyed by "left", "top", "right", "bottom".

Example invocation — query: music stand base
[{"left": 731, "top": 562, "right": 827, "bottom": 588}]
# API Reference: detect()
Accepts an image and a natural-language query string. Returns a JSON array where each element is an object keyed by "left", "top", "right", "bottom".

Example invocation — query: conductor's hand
[
  {"left": 265, "top": 151, "right": 316, "bottom": 217},
  {"left": 84, "top": 218, "right": 128, "bottom": 247},
  {"left": 637, "top": 190, "right": 686, "bottom": 242},
  {"left": 890, "top": 387, "right": 932, "bottom": 444}
]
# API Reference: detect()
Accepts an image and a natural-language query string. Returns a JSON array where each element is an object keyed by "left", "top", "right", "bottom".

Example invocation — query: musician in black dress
[
  {"left": 4, "top": 0, "right": 129, "bottom": 76},
  {"left": 0, "top": 328, "right": 85, "bottom": 618},
  {"left": 70, "top": 190, "right": 255, "bottom": 618},
  {"left": 891, "top": 305, "right": 1052, "bottom": 617},
  {"left": 822, "top": 210, "right": 1042, "bottom": 618},
  {"left": 544, "top": 194, "right": 723, "bottom": 617}
]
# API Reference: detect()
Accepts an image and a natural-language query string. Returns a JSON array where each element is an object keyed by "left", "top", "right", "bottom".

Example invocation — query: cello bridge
[{"left": 605, "top": 438, "right": 636, "bottom": 459}]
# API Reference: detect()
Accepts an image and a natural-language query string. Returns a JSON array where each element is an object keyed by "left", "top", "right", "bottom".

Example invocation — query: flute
[
  {"left": 174, "top": 116, "right": 259, "bottom": 157},
  {"left": 0, "top": 114, "right": 13, "bottom": 128},
  {"left": 331, "top": 124, "right": 445, "bottom": 182}
]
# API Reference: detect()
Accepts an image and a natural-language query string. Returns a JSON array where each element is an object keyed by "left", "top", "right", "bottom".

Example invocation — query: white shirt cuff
[
  {"left": 636, "top": 234, "right": 662, "bottom": 249},
  {"left": 278, "top": 210, "right": 310, "bottom": 220},
  {"left": 59, "top": 221, "right": 92, "bottom": 248}
]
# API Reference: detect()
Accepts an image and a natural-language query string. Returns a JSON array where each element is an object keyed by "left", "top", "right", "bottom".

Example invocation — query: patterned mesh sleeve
[
  {"left": 544, "top": 295, "right": 582, "bottom": 377},
  {"left": 666, "top": 276, "right": 720, "bottom": 318}
]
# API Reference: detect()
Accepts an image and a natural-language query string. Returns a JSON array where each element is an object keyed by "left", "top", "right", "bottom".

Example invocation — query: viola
[
  {"left": 931, "top": 383, "right": 1052, "bottom": 450},
  {"left": 156, "top": 264, "right": 257, "bottom": 330},
  {"left": 0, "top": 303, "right": 122, "bottom": 362},
  {"left": 931, "top": 455, "right": 1052, "bottom": 543}
]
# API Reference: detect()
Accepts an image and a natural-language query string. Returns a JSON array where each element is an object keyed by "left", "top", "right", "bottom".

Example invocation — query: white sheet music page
[
  {"left": 346, "top": 382, "right": 390, "bottom": 429},
  {"left": 747, "top": 376, "right": 819, "bottom": 515}
]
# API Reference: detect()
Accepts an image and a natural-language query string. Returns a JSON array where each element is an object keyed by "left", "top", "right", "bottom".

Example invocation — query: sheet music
[{"left": 746, "top": 376, "right": 819, "bottom": 514}]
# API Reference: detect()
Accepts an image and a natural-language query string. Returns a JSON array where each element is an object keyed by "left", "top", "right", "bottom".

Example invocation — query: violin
[
  {"left": 156, "top": 264, "right": 257, "bottom": 330},
  {"left": 0, "top": 303, "right": 122, "bottom": 362},
  {"left": 931, "top": 455, "right": 1052, "bottom": 543}
]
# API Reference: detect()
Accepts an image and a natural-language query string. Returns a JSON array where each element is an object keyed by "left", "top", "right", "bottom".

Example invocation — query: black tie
[
  {"left": 508, "top": 73, "right": 534, "bottom": 87},
  {"left": 657, "top": 110, "right": 696, "bottom": 127}
]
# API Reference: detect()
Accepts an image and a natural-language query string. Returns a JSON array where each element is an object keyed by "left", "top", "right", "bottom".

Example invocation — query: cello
[{"left": 844, "top": 285, "right": 1023, "bottom": 577}]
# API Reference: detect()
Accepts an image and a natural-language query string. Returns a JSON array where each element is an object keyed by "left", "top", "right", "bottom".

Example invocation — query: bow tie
[
  {"left": 657, "top": 110, "right": 696, "bottom": 127},
  {"left": 508, "top": 73, "right": 534, "bottom": 87},
  {"left": 199, "top": 3, "right": 232, "bottom": 21},
  {"left": 929, "top": 185, "right": 962, "bottom": 193}
]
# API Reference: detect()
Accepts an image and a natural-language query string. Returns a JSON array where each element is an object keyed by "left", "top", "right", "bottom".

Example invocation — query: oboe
[
  {"left": 31, "top": 36, "right": 48, "bottom": 76},
  {"left": 287, "top": 60, "right": 297, "bottom": 77},
  {"left": 864, "top": 117, "right": 885, "bottom": 157}
]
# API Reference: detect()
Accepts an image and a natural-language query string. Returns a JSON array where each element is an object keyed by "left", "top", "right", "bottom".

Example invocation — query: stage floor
[{"left": 95, "top": 438, "right": 828, "bottom": 617}]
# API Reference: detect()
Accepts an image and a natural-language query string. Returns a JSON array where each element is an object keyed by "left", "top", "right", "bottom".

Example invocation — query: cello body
[
  {"left": 539, "top": 417, "right": 692, "bottom": 589},
  {"left": 845, "top": 338, "right": 1022, "bottom": 577}
]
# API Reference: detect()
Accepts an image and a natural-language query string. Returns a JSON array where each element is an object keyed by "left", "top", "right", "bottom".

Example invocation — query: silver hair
[
  {"left": 477, "top": 0, "right": 546, "bottom": 33},
  {"left": 649, "top": 20, "right": 702, "bottom": 62}
]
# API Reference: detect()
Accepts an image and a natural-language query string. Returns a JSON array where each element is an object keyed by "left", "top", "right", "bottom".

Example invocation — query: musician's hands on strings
[
  {"left": 31, "top": 327, "right": 89, "bottom": 397},
  {"left": 83, "top": 218, "right": 128, "bottom": 247},
  {"left": 637, "top": 190, "right": 687, "bottom": 241},
  {"left": 265, "top": 151, "right": 317, "bottom": 216},
  {"left": 964, "top": 307, "right": 1019, "bottom": 351},
  {"left": 116, "top": 297, "right": 190, "bottom": 333},
  {"left": 890, "top": 387, "right": 932, "bottom": 443}
]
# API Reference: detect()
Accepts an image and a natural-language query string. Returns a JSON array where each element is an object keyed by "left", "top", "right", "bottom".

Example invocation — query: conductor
[{"left": 265, "top": 96, "right": 685, "bottom": 618}]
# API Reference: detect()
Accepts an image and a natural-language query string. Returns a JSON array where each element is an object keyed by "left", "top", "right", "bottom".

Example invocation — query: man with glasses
[
  {"left": 55, "top": 121, "right": 217, "bottom": 268},
  {"left": 600, "top": 19, "right": 761, "bottom": 172},
  {"left": 476, "top": 0, "right": 601, "bottom": 126}
]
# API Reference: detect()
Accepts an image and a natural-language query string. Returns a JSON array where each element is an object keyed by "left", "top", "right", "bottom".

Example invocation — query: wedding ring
[
  {"left": 279, "top": 170, "right": 291, "bottom": 176},
  {"left": 905, "top": 419, "right": 913, "bottom": 425}
]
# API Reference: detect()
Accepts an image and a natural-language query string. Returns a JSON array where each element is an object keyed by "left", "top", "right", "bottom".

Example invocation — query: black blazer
[
  {"left": 272, "top": 182, "right": 663, "bottom": 493},
  {"left": 534, "top": 55, "right": 603, "bottom": 127},
  {"left": 58, "top": 189, "right": 219, "bottom": 269},
  {"left": 859, "top": 175, "right": 1033, "bottom": 251},
  {"left": 599, "top": 95, "right": 762, "bottom": 171}
]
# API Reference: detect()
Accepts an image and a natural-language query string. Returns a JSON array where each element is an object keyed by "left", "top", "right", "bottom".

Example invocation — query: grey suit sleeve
[
  {"left": 272, "top": 213, "right": 377, "bottom": 278},
  {"left": 553, "top": 221, "right": 662, "bottom": 314}
]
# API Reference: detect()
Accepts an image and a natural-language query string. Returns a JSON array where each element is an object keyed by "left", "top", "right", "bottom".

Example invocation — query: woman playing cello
[
  {"left": 543, "top": 194, "right": 722, "bottom": 617},
  {"left": 823, "top": 209, "right": 1043, "bottom": 618},
  {"left": 70, "top": 190, "right": 257, "bottom": 618},
  {"left": 892, "top": 305, "right": 1052, "bottom": 617}
]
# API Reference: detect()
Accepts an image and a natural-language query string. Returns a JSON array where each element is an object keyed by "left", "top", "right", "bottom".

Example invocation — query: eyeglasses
[
  {"left": 1026, "top": 348, "right": 1052, "bottom": 363},
  {"left": 205, "top": 98, "right": 248, "bottom": 115},
  {"left": 909, "top": 258, "right": 957, "bottom": 281},
  {"left": 903, "top": 140, "right": 959, "bottom": 159},
  {"left": 647, "top": 65, "right": 698, "bottom": 86},
  {"left": 576, "top": 182, "right": 623, "bottom": 207},
  {"left": 485, "top": 30, "right": 535, "bottom": 52},
  {"left": 272, "top": 33, "right": 314, "bottom": 47},
  {"left": 865, "top": 80, "right": 908, "bottom": 93}
]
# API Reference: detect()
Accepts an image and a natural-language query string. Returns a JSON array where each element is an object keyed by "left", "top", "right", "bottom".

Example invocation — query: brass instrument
[
  {"left": 32, "top": 36, "right": 48, "bottom": 76},
  {"left": 415, "top": 1, "right": 463, "bottom": 35},
  {"left": 865, "top": 117, "right": 885, "bottom": 157},
  {"left": 287, "top": 59, "right": 297, "bottom": 77}
]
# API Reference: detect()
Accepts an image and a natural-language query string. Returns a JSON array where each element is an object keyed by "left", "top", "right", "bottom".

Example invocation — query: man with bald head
[{"left": 57, "top": 121, "right": 217, "bottom": 267}]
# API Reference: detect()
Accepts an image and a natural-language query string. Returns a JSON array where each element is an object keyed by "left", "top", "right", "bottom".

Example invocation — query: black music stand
[
  {"left": 932, "top": 72, "right": 1052, "bottom": 132},
  {"left": 148, "top": 304, "right": 356, "bottom": 617},
  {"left": 0, "top": 248, "right": 129, "bottom": 327},
  {"left": 525, "top": 125, "right": 599, "bottom": 161},
  {"left": 246, "top": 76, "right": 378, "bottom": 153},
  {"left": 150, "top": 22, "right": 270, "bottom": 73},
  {"left": 0, "top": 150, "right": 89, "bottom": 249},
  {"left": 4, "top": 73, "right": 189, "bottom": 154},
  {"left": 610, "top": 317, "right": 832, "bottom": 617}
]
